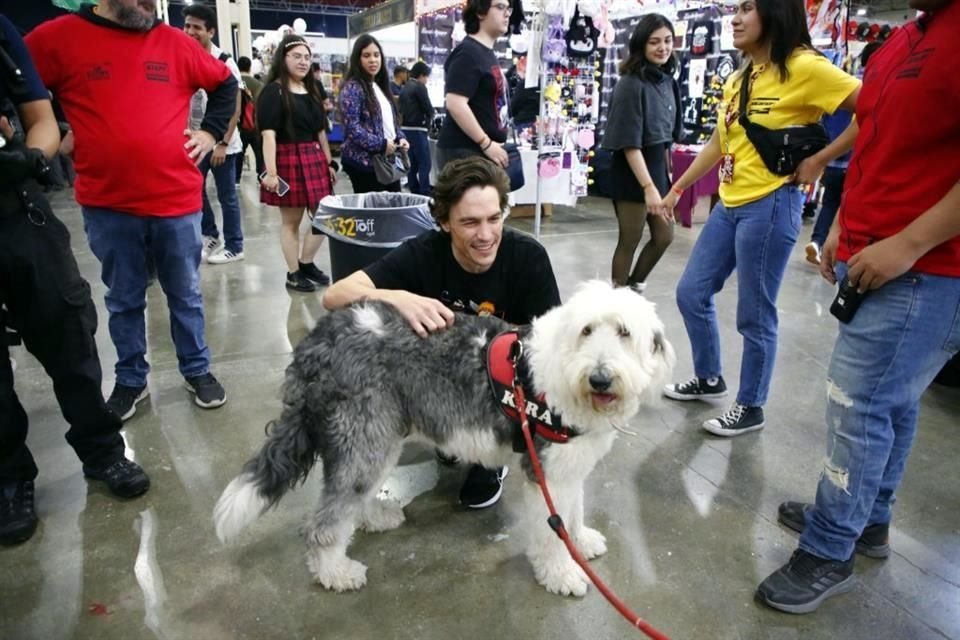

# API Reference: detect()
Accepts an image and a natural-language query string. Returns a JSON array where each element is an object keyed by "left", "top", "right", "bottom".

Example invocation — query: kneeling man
[{"left": 323, "top": 156, "right": 561, "bottom": 508}]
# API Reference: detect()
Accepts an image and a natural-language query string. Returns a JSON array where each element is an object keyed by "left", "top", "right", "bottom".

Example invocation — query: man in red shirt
[
  {"left": 25, "top": 0, "right": 238, "bottom": 421},
  {"left": 757, "top": 0, "right": 960, "bottom": 613}
]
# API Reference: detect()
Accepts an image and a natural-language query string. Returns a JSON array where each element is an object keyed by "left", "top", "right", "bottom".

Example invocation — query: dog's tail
[{"left": 214, "top": 403, "right": 319, "bottom": 543}]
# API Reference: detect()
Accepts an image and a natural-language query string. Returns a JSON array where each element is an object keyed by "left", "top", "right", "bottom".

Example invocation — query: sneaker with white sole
[
  {"left": 702, "top": 403, "right": 765, "bottom": 436},
  {"left": 805, "top": 242, "right": 821, "bottom": 266},
  {"left": 663, "top": 376, "right": 728, "bottom": 401},
  {"left": 183, "top": 373, "right": 226, "bottom": 409},
  {"left": 207, "top": 248, "right": 245, "bottom": 264},
  {"left": 459, "top": 465, "right": 508, "bottom": 509},
  {"left": 106, "top": 383, "right": 149, "bottom": 422},
  {"left": 201, "top": 235, "right": 223, "bottom": 261}
]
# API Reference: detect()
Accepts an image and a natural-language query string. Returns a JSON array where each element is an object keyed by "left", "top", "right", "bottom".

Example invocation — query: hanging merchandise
[
  {"left": 689, "top": 19, "right": 714, "bottom": 56},
  {"left": 543, "top": 15, "right": 567, "bottom": 64},
  {"left": 565, "top": 7, "right": 599, "bottom": 59}
]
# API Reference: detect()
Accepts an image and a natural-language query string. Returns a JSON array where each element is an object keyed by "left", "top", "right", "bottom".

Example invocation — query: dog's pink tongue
[{"left": 591, "top": 392, "right": 616, "bottom": 405}]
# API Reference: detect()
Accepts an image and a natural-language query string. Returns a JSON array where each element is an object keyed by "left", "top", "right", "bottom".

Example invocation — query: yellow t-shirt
[{"left": 716, "top": 49, "right": 860, "bottom": 207}]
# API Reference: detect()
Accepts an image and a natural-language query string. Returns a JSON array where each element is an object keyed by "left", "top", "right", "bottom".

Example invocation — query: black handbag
[
  {"left": 371, "top": 147, "right": 410, "bottom": 185},
  {"left": 737, "top": 64, "right": 829, "bottom": 176}
]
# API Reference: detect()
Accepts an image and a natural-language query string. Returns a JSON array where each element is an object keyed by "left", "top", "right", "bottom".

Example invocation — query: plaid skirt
[{"left": 261, "top": 141, "right": 333, "bottom": 209}]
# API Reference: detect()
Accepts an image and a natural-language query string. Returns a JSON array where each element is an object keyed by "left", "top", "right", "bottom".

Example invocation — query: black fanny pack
[{"left": 738, "top": 64, "right": 829, "bottom": 176}]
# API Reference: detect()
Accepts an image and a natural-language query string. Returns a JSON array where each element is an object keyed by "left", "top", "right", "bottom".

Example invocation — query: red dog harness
[{"left": 486, "top": 330, "right": 578, "bottom": 451}]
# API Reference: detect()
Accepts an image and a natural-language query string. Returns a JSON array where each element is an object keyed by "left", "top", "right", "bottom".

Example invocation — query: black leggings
[
  {"left": 611, "top": 200, "right": 674, "bottom": 287},
  {"left": 344, "top": 165, "right": 400, "bottom": 194}
]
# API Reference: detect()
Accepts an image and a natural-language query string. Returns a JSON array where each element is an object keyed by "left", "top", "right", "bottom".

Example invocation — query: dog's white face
[{"left": 527, "top": 280, "right": 675, "bottom": 428}]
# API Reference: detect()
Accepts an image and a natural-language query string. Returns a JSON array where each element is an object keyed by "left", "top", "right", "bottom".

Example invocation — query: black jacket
[{"left": 399, "top": 79, "right": 434, "bottom": 129}]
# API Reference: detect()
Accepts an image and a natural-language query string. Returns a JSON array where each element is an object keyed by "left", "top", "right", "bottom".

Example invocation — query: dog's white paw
[
  {"left": 573, "top": 527, "right": 607, "bottom": 560},
  {"left": 533, "top": 557, "right": 590, "bottom": 597},
  {"left": 359, "top": 498, "right": 405, "bottom": 533},
  {"left": 307, "top": 554, "right": 368, "bottom": 592}
]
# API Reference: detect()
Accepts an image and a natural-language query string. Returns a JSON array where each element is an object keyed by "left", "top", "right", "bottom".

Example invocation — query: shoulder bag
[{"left": 737, "top": 64, "right": 829, "bottom": 176}]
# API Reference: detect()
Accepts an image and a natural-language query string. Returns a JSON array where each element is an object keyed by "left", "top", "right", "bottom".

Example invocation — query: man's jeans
[
  {"left": 801, "top": 264, "right": 960, "bottom": 561},
  {"left": 811, "top": 166, "right": 846, "bottom": 247},
  {"left": 199, "top": 153, "right": 243, "bottom": 254},
  {"left": 82, "top": 208, "right": 211, "bottom": 387},
  {"left": 402, "top": 129, "right": 432, "bottom": 196},
  {"left": 676, "top": 185, "right": 804, "bottom": 407}
]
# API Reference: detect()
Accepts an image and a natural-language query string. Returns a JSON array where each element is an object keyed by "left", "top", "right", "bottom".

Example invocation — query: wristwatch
[{"left": 216, "top": 140, "right": 229, "bottom": 147}]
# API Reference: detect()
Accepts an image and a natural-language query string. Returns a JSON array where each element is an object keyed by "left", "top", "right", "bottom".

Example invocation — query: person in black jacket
[{"left": 399, "top": 62, "right": 435, "bottom": 196}]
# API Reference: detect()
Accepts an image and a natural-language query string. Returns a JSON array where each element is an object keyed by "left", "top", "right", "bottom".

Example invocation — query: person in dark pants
[
  {"left": 0, "top": 13, "right": 150, "bottom": 547},
  {"left": 804, "top": 42, "right": 881, "bottom": 266},
  {"left": 236, "top": 55, "right": 264, "bottom": 183},
  {"left": 399, "top": 62, "right": 435, "bottom": 196}
]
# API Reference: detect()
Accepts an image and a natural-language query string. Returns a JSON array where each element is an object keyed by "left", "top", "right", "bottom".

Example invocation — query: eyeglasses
[{"left": 491, "top": 3, "right": 513, "bottom": 14}]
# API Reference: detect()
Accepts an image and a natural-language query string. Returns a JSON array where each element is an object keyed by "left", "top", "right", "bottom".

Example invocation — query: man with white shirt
[{"left": 183, "top": 4, "right": 245, "bottom": 264}]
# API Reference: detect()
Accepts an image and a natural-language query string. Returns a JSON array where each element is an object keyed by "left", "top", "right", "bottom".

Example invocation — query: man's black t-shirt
[
  {"left": 364, "top": 228, "right": 561, "bottom": 325},
  {"left": 438, "top": 36, "right": 508, "bottom": 150}
]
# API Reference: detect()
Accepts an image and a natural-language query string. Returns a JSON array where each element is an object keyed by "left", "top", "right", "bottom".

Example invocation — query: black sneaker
[
  {"left": 701, "top": 403, "right": 765, "bottom": 436},
  {"left": 756, "top": 549, "right": 855, "bottom": 614},
  {"left": 299, "top": 262, "right": 331, "bottom": 286},
  {"left": 459, "top": 465, "right": 508, "bottom": 509},
  {"left": 777, "top": 501, "right": 891, "bottom": 559},
  {"left": 663, "top": 376, "right": 728, "bottom": 401},
  {"left": 83, "top": 458, "right": 151, "bottom": 499},
  {"left": 183, "top": 372, "right": 227, "bottom": 409},
  {"left": 286, "top": 271, "right": 316, "bottom": 292},
  {"left": 106, "top": 383, "right": 149, "bottom": 422},
  {"left": 0, "top": 480, "right": 38, "bottom": 545}
]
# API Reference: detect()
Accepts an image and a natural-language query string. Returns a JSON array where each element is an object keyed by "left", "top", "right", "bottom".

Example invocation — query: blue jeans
[
  {"left": 811, "top": 166, "right": 846, "bottom": 247},
  {"left": 199, "top": 153, "right": 243, "bottom": 253},
  {"left": 676, "top": 185, "right": 804, "bottom": 406},
  {"left": 82, "top": 208, "right": 211, "bottom": 387},
  {"left": 402, "top": 129, "right": 432, "bottom": 196},
  {"left": 800, "top": 264, "right": 960, "bottom": 561}
]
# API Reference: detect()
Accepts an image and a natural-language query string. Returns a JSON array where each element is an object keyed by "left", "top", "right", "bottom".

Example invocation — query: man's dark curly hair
[{"left": 430, "top": 157, "right": 509, "bottom": 226}]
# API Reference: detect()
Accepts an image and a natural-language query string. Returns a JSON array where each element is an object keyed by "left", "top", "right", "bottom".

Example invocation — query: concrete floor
[{"left": 1, "top": 175, "right": 958, "bottom": 640}]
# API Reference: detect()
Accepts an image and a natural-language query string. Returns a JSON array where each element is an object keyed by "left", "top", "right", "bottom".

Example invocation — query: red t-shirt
[
  {"left": 838, "top": 4, "right": 960, "bottom": 277},
  {"left": 25, "top": 13, "right": 232, "bottom": 216}
]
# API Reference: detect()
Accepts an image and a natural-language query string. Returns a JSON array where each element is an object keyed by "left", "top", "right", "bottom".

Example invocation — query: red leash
[{"left": 513, "top": 381, "right": 671, "bottom": 640}]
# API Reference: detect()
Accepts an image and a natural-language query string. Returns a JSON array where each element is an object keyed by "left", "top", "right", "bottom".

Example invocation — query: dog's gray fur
[{"left": 214, "top": 282, "right": 674, "bottom": 596}]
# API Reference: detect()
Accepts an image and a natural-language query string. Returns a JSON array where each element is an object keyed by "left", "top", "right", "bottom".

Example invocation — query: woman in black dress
[{"left": 601, "top": 14, "right": 681, "bottom": 293}]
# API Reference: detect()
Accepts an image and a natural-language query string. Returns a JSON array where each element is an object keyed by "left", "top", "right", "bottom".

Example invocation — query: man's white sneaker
[
  {"left": 201, "top": 235, "right": 223, "bottom": 261},
  {"left": 804, "top": 242, "right": 821, "bottom": 266},
  {"left": 207, "top": 249, "right": 245, "bottom": 264}
]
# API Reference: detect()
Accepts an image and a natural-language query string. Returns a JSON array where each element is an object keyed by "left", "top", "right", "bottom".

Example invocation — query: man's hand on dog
[{"left": 389, "top": 291, "right": 455, "bottom": 337}]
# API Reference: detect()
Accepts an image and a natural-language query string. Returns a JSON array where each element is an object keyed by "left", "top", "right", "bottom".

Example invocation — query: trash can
[{"left": 313, "top": 192, "right": 436, "bottom": 282}]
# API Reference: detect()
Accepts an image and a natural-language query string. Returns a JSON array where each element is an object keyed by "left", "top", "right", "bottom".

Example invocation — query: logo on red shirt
[
  {"left": 85, "top": 63, "right": 111, "bottom": 81},
  {"left": 145, "top": 62, "right": 170, "bottom": 83}
]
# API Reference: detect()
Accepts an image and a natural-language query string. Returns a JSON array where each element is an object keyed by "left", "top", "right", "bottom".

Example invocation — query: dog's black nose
[{"left": 589, "top": 372, "right": 612, "bottom": 392}]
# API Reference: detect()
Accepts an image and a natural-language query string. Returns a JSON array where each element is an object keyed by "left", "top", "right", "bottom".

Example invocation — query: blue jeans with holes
[
  {"left": 800, "top": 263, "right": 960, "bottom": 562},
  {"left": 82, "top": 208, "right": 210, "bottom": 387},
  {"left": 199, "top": 153, "right": 243, "bottom": 253},
  {"left": 676, "top": 185, "right": 804, "bottom": 407}
]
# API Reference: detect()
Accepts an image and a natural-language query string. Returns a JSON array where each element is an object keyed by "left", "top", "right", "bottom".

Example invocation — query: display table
[
  {"left": 428, "top": 140, "right": 577, "bottom": 209},
  {"left": 672, "top": 147, "right": 720, "bottom": 228}
]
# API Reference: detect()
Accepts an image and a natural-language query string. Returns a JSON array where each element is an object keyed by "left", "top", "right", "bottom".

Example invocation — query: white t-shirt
[
  {"left": 189, "top": 44, "right": 244, "bottom": 155},
  {"left": 373, "top": 83, "right": 396, "bottom": 142}
]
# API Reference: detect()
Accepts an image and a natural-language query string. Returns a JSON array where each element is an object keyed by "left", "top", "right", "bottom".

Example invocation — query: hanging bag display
[
  {"left": 737, "top": 64, "right": 829, "bottom": 176},
  {"left": 565, "top": 6, "right": 599, "bottom": 58}
]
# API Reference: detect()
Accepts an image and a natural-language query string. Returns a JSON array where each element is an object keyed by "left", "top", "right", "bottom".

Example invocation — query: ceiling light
[{"left": 856, "top": 7, "right": 867, "bottom": 15}]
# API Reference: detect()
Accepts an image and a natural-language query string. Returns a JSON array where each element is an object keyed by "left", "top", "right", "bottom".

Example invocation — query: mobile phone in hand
[
  {"left": 830, "top": 277, "right": 866, "bottom": 323},
  {"left": 258, "top": 171, "right": 290, "bottom": 197}
]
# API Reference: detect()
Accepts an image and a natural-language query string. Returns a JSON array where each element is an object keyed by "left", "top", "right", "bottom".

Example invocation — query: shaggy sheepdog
[{"left": 214, "top": 280, "right": 674, "bottom": 597}]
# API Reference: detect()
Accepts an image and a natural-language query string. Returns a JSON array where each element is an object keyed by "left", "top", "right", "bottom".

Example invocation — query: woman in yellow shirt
[{"left": 659, "top": 0, "right": 859, "bottom": 435}]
